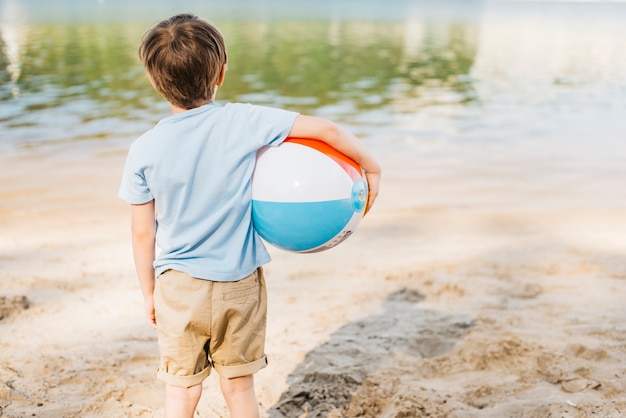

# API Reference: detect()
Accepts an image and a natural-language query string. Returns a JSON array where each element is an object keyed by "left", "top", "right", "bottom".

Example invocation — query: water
[{"left": 1, "top": 0, "right": 625, "bottom": 207}]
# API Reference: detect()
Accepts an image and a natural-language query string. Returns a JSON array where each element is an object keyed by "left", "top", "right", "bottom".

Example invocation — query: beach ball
[{"left": 252, "top": 138, "right": 368, "bottom": 253}]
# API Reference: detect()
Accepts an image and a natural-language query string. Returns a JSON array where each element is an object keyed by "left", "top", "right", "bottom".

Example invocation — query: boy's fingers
[
  {"left": 364, "top": 192, "right": 378, "bottom": 215},
  {"left": 363, "top": 172, "right": 380, "bottom": 215}
]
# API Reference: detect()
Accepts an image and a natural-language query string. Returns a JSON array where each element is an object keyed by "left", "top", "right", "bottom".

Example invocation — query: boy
[{"left": 118, "top": 13, "right": 381, "bottom": 418}]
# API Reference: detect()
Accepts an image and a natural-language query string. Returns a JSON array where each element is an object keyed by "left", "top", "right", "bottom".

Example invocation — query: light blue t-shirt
[{"left": 118, "top": 102, "right": 299, "bottom": 281}]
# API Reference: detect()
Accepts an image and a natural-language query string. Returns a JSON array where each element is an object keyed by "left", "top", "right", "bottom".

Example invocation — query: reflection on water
[
  {"left": 0, "top": 0, "right": 480, "bottom": 147},
  {"left": 1, "top": 0, "right": 625, "bottom": 180}
]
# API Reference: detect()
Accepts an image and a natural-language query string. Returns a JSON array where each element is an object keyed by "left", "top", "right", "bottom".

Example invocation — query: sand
[{"left": 1, "top": 137, "right": 625, "bottom": 418}]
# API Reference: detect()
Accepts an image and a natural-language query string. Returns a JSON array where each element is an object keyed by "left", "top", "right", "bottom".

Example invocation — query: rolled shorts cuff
[
  {"left": 214, "top": 356, "right": 268, "bottom": 379},
  {"left": 156, "top": 366, "right": 211, "bottom": 388}
]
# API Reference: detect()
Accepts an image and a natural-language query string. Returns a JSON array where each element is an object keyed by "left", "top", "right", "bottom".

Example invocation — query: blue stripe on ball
[{"left": 252, "top": 199, "right": 355, "bottom": 252}]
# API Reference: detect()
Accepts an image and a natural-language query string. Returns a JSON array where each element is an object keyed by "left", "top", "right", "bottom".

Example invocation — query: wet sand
[{"left": 1, "top": 138, "right": 625, "bottom": 417}]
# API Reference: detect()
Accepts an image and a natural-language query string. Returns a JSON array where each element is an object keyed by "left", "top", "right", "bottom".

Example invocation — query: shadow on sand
[{"left": 268, "top": 287, "right": 475, "bottom": 417}]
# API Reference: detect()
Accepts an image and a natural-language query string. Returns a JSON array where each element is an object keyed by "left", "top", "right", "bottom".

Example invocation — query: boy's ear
[
  {"left": 146, "top": 72, "right": 158, "bottom": 90},
  {"left": 216, "top": 63, "right": 227, "bottom": 87}
]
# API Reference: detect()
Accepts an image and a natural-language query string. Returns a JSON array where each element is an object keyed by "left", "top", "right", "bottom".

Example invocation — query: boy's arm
[
  {"left": 131, "top": 200, "right": 157, "bottom": 328},
  {"left": 288, "top": 115, "right": 382, "bottom": 213}
]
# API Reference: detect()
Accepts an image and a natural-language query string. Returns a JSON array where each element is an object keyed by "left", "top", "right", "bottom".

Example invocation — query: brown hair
[{"left": 138, "top": 14, "right": 227, "bottom": 109}]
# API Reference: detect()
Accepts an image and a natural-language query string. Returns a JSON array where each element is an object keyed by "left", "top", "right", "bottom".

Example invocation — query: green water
[
  {"left": 1, "top": 0, "right": 626, "bottom": 209},
  {"left": 0, "top": 1, "right": 482, "bottom": 147}
]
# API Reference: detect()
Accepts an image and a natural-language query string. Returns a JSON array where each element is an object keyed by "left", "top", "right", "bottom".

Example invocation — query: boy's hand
[
  {"left": 365, "top": 171, "right": 381, "bottom": 215},
  {"left": 144, "top": 295, "right": 157, "bottom": 328}
]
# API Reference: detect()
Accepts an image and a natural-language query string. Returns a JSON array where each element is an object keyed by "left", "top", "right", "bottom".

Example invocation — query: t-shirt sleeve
[
  {"left": 244, "top": 104, "right": 299, "bottom": 147},
  {"left": 118, "top": 151, "right": 154, "bottom": 204}
]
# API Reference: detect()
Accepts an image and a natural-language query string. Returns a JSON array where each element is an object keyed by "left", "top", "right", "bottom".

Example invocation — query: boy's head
[{"left": 139, "top": 14, "right": 227, "bottom": 109}]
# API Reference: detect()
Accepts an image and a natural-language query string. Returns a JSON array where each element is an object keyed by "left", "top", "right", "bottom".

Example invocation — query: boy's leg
[
  {"left": 211, "top": 268, "right": 267, "bottom": 417},
  {"left": 164, "top": 383, "right": 202, "bottom": 418},
  {"left": 154, "top": 271, "right": 213, "bottom": 416},
  {"left": 219, "top": 374, "right": 259, "bottom": 418}
]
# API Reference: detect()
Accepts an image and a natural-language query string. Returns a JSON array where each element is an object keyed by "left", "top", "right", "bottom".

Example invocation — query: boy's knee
[{"left": 220, "top": 374, "right": 254, "bottom": 396}]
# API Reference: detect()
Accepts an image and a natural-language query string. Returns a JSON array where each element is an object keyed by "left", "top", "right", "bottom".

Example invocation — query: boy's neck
[{"left": 170, "top": 99, "right": 214, "bottom": 115}]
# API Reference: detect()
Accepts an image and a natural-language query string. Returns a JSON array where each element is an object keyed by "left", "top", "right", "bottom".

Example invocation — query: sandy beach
[
  {"left": 2, "top": 0, "right": 626, "bottom": 416},
  {"left": 1, "top": 133, "right": 625, "bottom": 418}
]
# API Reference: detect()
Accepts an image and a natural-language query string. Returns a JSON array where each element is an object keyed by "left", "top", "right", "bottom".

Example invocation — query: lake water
[{"left": 1, "top": 0, "right": 625, "bottom": 208}]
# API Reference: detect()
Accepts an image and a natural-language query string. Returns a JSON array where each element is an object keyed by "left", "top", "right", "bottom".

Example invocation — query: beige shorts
[{"left": 153, "top": 267, "right": 268, "bottom": 387}]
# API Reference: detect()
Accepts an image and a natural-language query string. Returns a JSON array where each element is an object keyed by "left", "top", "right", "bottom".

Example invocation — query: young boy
[{"left": 118, "top": 13, "right": 381, "bottom": 418}]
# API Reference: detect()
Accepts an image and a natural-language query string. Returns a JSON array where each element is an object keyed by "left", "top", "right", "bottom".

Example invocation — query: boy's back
[{"left": 120, "top": 101, "right": 297, "bottom": 281}]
